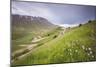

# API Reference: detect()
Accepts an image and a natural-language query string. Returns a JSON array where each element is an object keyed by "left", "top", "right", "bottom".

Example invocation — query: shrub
[
  {"left": 68, "top": 27, "right": 70, "bottom": 29},
  {"left": 88, "top": 20, "right": 92, "bottom": 23},
  {"left": 79, "top": 24, "right": 82, "bottom": 27},
  {"left": 53, "top": 35, "right": 57, "bottom": 39},
  {"left": 47, "top": 34, "right": 50, "bottom": 36}
]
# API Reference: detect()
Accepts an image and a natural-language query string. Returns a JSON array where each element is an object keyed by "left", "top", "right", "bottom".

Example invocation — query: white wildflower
[
  {"left": 70, "top": 49, "right": 72, "bottom": 51},
  {"left": 82, "top": 45, "right": 85, "bottom": 49},
  {"left": 92, "top": 55, "right": 94, "bottom": 58},
  {"left": 88, "top": 53, "right": 90, "bottom": 56},
  {"left": 88, "top": 48, "right": 92, "bottom": 51},
  {"left": 75, "top": 50, "right": 78, "bottom": 52},
  {"left": 90, "top": 51, "right": 93, "bottom": 54},
  {"left": 70, "top": 53, "right": 72, "bottom": 55},
  {"left": 68, "top": 49, "right": 72, "bottom": 51}
]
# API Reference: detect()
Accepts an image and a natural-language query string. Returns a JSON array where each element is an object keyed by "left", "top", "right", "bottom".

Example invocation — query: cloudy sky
[{"left": 12, "top": 1, "right": 96, "bottom": 26}]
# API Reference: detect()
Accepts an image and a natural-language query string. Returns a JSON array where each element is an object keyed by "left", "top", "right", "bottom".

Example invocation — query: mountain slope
[
  {"left": 12, "top": 14, "right": 57, "bottom": 39},
  {"left": 12, "top": 15, "right": 55, "bottom": 29},
  {"left": 13, "top": 20, "right": 96, "bottom": 65},
  {"left": 11, "top": 14, "right": 58, "bottom": 52}
]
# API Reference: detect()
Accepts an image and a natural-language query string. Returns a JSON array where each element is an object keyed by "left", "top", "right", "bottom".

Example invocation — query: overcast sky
[{"left": 12, "top": 1, "right": 96, "bottom": 26}]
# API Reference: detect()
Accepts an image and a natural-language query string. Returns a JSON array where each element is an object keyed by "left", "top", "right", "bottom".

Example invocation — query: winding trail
[
  {"left": 12, "top": 28, "right": 66, "bottom": 63},
  {"left": 32, "top": 37, "right": 46, "bottom": 43},
  {"left": 11, "top": 37, "right": 46, "bottom": 63}
]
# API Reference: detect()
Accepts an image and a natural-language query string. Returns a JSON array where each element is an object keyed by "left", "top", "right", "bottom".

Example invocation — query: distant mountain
[{"left": 12, "top": 14, "right": 57, "bottom": 32}]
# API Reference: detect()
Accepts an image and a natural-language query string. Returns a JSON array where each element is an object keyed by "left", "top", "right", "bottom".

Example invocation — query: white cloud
[
  {"left": 12, "top": 1, "right": 57, "bottom": 24},
  {"left": 58, "top": 24, "right": 79, "bottom": 28}
]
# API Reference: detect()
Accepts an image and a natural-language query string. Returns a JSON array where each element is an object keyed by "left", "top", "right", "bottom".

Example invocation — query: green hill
[
  {"left": 11, "top": 15, "right": 58, "bottom": 52},
  {"left": 12, "top": 20, "right": 96, "bottom": 66},
  {"left": 12, "top": 15, "right": 57, "bottom": 40}
]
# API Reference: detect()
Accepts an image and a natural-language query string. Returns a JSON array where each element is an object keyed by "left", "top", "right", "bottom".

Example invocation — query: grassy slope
[
  {"left": 12, "top": 29, "right": 34, "bottom": 52},
  {"left": 13, "top": 21, "right": 96, "bottom": 65},
  {"left": 11, "top": 27, "right": 60, "bottom": 52}
]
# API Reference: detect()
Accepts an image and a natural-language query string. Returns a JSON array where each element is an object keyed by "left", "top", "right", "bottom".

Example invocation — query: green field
[{"left": 12, "top": 20, "right": 96, "bottom": 66}]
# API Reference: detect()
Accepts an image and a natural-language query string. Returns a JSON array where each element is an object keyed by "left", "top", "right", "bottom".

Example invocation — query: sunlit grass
[{"left": 12, "top": 21, "right": 96, "bottom": 66}]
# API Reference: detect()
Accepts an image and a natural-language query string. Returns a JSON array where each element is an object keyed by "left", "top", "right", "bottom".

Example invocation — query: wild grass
[{"left": 12, "top": 21, "right": 96, "bottom": 65}]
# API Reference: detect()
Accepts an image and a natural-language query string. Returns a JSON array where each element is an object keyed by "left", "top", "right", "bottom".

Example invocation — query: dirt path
[
  {"left": 32, "top": 37, "right": 46, "bottom": 43},
  {"left": 12, "top": 29, "right": 65, "bottom": 63},
  {"left": 13, "top": 37, "right": 46, "bottom": 55},
  {"left": 12, "top": 37, "right": 46, "bottom": 63},
  {"left": 59, "top": 28, "right": 66, "bottom": 36},
  {"left": 16, "top": 44, "right": 37, "bottom": 59},
  {"left": 17, "top": 29, "right": 65, "bottom": 59},
  {"left": 11, "top": 44, "right": 37, "bottom": 62}
]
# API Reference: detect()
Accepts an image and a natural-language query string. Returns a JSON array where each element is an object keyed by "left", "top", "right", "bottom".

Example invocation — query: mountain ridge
[{"left": 12, "top": 14, "right": 58, "bottom": 31}]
